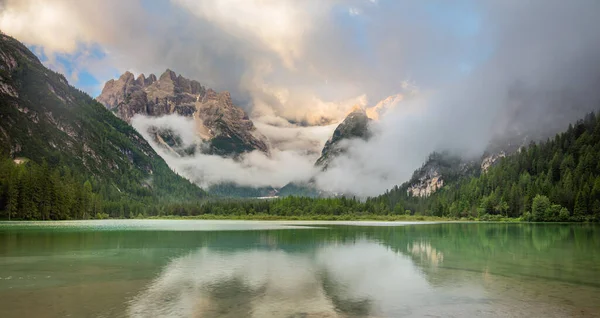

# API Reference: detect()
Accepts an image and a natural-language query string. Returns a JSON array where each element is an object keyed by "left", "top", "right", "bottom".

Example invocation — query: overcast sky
[{"left": 2, "top": 0, "right": 599, "bottom": 195}]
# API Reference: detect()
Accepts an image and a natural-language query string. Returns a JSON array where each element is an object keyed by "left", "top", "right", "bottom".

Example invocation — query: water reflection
[
  {"left": 128, "top": 241, "right": 431, "bottom": 317},
  {"left": 1, "top": 222, "right": 599, "bottom": 317},
  {"left": 407, "top": 241, "right": 444, "bottom": 267},
  {"left": 126, "top": 224, "right": 600, "bottom": 318}
]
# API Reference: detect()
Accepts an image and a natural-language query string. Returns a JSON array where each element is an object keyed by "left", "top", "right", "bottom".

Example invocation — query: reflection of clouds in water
[
  {"left": 128, "top": 248, "right": 341, "bottom": 317},
  {"left": 127, "top": 242, "right": 430, "bottom": 317}
]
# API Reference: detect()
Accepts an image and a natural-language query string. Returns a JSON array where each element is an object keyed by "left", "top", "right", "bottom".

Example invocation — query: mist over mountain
[
  {"left": 2, "top": 0, "right": 600, "bottom": 196},
  {"left": 97, "top": 69, "right": 269, "bottom": 157},
  {"left": 0, "top": 33, "right": 204, "bottom": 209}
]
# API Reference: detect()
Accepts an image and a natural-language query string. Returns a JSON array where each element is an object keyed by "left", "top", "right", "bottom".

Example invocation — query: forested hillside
[
  {"left": 1, "top": 33, "right": 599, "bottom": 221},
  {"left": 371, "top": 112, "right": 600, "bottom": 222},
  {"left": 0, "top": 34, "right": 204, "bottom": 219}
]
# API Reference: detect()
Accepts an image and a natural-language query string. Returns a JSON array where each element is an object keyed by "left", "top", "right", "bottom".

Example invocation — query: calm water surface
[{"left": 0, "top": 220, "right": 598, "bottom": 317}]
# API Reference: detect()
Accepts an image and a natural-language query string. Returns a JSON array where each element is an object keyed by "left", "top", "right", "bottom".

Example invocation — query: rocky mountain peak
[
  {"left": 135, "top": 74, "right": 146, "bottom": 86},
  {"left": 96, "top": 69, "right": 268, "bottom": 156},
  {"left": 315, "top": 108, "right": 371, "bottom": 169},
  {"left": 147, "top": 74, "right": 157, "bottom": 85},
  {"left": 119, "top": 71, "right": 135, "bottom": 82},
  {"left": 160, "top": 69, "right": 177, "bottom": 82}
]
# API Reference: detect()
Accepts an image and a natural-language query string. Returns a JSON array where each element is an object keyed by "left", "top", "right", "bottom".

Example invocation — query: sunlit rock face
[
  {"left": 406, "top": 152, "right": 478, "bottom": 197},
  {"left": 407, "top": 170, "right": 444, "bottom": 198},
  {"left": 365, "top": 94, "right": 403, "bottom": 120},
  {"left": 481, "top": 151, "right": 506, "bottom": 173},
  {"left": 97, "top": 70, "right": 269, "bottom": 157}
]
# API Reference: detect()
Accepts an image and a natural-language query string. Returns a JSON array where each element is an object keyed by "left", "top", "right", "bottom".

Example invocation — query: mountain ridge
[
  {"left": 0, "top": 33, "right": 204, "bottom": 217},
  {"left": 97, "top": 69, "right": 269, "bottom": 157},
  {"left": 315, "top": 108, "right": 371, "bottom": 169}
]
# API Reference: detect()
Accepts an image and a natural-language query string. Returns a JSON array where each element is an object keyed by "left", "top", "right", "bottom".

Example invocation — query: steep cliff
[
  {"left": 97, "top": 70, "right": 269, "bottom": 157},
  {"left": 407, "top": 152, "right": 478, "bottom": 197}
]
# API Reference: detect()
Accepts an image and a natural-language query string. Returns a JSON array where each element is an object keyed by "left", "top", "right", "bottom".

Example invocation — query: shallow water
[{"left": 0, "top": 220, "right": 598, "bottom": 317}]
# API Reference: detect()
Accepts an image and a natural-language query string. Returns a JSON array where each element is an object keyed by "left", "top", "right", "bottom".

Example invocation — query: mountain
[
  {"left": 97, "top": 70, "right": 268, "bottom": 157},
  {"left": 278, "top": 181, "right": 321, "bottom": 198},
  {"left": 406, "top": 152, "right": 479, "bottom": 197},
  {"left": 315, "top": 108, "right": 371, "bottom": 169},
  {"left": 371, "top": 111, "right": 600, "bottom": 221},
  {"left": 0, "top": 33, "right": 204, "bottom": 218},
  {"left": 278, "top": 108, "right": 372, "bottom": 198}
]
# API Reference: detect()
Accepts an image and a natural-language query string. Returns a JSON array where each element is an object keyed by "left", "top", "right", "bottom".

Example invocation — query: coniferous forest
[
  {"left": 1, "top": 111, "right": 599, "bottom": 221},
  {"left": 371, "top": 111, "right": 600, "bottom": 222},
  {"left": 1, "top": 32, "right": 599, "bottom": 222}
]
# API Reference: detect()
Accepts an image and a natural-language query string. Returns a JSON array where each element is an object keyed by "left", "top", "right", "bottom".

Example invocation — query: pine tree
[
  {"left": 574, "top": 192, "right": 587, "bottom": 221},
  {"left": 592, "top": 200, "right": 600, "bottom": 220},
  {"left": 6, "top": 175, "right": 18, "bottom": 220}
]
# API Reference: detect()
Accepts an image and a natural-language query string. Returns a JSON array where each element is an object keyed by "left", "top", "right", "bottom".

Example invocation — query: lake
[{"left": 0, "top": 220, "right": 598, "bottom": 317}]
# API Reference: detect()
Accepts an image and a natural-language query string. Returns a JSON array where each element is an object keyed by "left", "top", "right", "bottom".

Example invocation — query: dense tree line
[
  {"left": 0, "top": 160, "right": 392, "bottom": 219},
  {"left": 154, "top": 196, "right": 390, "bottom": 218},
  {"left": 0, "top": 154, "right": 205, "bottom": 220},
  {"left": 0, "top": 157, "right": 100, "bottom": 220},
  {"left": 0, "top": 33, "right": 204, "bottom": 220},
  {"left": 371, "top": 111, "right": 600, "bottom": 222},
  {"left": 2, "top": 110, "right": 599, "bottom": 221}
]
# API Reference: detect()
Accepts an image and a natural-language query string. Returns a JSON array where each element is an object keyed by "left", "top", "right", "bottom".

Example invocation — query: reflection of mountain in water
[
  {"left": 127, "top": 241, "right": 436, "bottom": 318},
  {"left": 125, "top": 223, "right": 599, "bottom": 317},
  {"left": 407, "top": 241, "right": 444, "bottom": 267},
  {"left": 128, "top": 247, "right": 375, "bottom": 317}
]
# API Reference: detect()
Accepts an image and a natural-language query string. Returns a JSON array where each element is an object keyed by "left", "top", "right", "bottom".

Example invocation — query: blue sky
[{"left": 30, "top": 43, "right": 119, "bottom": 97}]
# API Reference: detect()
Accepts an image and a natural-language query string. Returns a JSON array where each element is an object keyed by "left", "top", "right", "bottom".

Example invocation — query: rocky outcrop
[
  {"left": 0, "top": 43, "right": 19, "bottom": 98},
  {"left": 406, "top": 152, "right": 478, "bottom": 197},
  {"left": 315, "top": 108, "right": 371, "bottom": 169},
  {"left": 407, "top": 170, "right": 444, "bottom": 197},
  {"left": 97, "top": 69, "right": 268, "bottom": 156},
  {"left": 481, "top": 151, "right": 506, "bottom": 173}
]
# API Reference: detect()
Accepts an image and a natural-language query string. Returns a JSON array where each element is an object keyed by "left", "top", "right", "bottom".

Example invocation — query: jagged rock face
[
  {"left": 406, "top": 152, "right": 478, "bottom": 197},
  {"left": 315, "top": 108, "right": 371, "bottom": 169},
  {"left": 97, "top": 69, "right": 268, "bottom": 156},
  {"left": 481, "top": 151, "right": 506, "bottom": 173},
  {"left": 407, "top": 169, "right": 444, "bottom": 198}
]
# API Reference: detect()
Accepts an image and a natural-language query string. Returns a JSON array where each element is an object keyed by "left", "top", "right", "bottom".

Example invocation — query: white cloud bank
[{"left": 131, "top": 114, "right": 326, "bottom": 188}]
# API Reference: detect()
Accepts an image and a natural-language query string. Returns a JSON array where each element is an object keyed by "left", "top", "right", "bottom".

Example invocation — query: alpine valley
[{"left": 0, "top": 32, "right": 599, "bottom": 221}]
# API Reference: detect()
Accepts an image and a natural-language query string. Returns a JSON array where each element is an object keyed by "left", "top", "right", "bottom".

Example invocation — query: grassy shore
[{"left": 146, "top": 213, "right": 476, "bottom": 222}]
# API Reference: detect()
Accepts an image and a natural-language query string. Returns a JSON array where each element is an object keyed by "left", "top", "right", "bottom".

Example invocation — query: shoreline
[
  {"left": 144, "top": 214, "right": 511, "bottom": 222},
  {"left": 6, "top": 213, "right": 590, "bottom": 223}
]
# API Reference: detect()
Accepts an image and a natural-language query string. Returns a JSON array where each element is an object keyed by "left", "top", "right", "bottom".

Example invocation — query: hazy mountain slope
[
  {"left": 280, "top": 109, "right": 372, "bottom": 198},
  {"left": 0, "top": 33, "right": 204, "bottom": 203},
  {"left": 315, "top": 108, "right": 371, "bottom": 169},
  {"left": 370, "top": 111, "right": 600, "bottom": 221},
  {"left": 405, "top": 152, "right": 479, "bottom": 197}
]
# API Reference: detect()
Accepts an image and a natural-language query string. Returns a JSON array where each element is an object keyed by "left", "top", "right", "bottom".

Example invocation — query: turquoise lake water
[{"left": 0, "top": 220, "right": 598, "bottom": 317}]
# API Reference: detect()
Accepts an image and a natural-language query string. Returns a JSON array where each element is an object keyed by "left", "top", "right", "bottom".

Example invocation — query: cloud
[
  {"left": 253, "top": 118, "right": 337, "bottom": 154},
  {"left": 348, "top": 7, "right": 361, "bottom": 16},
  {"left": 313, "top": 1, "right": 600, "bottom": 196},
  {"left": 128, "top": 242, "right": 429, "bottom": 317},
  {"left": 131, "top": 114, "right": 323, "bottom": 188},
  {"left": 171, "top": 0, "right": 331, "bottom": 70},
  {"left": 2, "top": 0, "right": 600, "bottom": 195}
]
